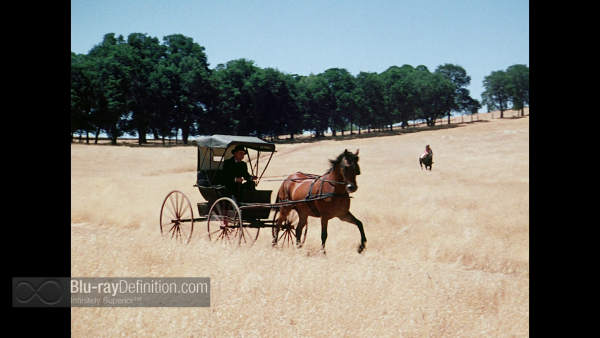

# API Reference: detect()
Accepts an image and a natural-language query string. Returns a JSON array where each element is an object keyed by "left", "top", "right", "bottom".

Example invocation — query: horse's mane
[{"left": 329, "top": 150, "right": 358, "bottom": 169}]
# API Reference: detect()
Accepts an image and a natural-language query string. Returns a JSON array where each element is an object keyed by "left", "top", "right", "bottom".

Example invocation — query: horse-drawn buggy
[{"left": 159, "top": 135, "right": 366, "bottom": 253}]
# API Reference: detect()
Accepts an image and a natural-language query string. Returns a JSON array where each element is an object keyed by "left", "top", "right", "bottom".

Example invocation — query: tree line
[{"left": 71, "top": 32, "right": 529, "bottom": 145}]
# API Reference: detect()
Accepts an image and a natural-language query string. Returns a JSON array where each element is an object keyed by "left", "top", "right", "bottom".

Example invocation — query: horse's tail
[
  {"left": 275, "top": 174, "right": 297, "bottom": 225},
  {"left": 277, "top": 178, "right": 288, "bottom": 201},
  {"left": 277, "top": 173, "right": 298, "bottom": 203}
]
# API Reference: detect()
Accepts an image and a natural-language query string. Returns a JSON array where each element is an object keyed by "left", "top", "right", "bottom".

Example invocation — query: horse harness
[{"left": 303, "top": 170, "right": 350, "bottom": 217}]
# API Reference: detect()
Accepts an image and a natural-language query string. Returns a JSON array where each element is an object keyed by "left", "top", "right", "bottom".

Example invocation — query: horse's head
[{"left": 340, "top": 149, "right": 360, "bottom": 193}]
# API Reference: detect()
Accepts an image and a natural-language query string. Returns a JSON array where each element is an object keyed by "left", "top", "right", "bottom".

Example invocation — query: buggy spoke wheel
[
  {"left": 207, "top": 197, "right": 246, "bottom": 245},
  {"left": 160, "top": 190, "right": 194, "bottom": 244},
  {"left": 237, "top": 219, "right": 260, "bottom": 246},
  {"left": 272, "top": 209, "right": 305, "bottom": 249}
]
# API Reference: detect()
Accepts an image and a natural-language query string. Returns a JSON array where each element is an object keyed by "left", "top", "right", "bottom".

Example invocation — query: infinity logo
[{"left": 15, "top": 279, "right": 63, "bottom": 305}]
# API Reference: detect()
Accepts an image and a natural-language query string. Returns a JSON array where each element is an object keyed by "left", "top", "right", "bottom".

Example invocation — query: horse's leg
[
  {"left": 295, "top": 213, "right": 308, "bottom": 248},
  {"left": 320, "top": 218, "right": 330, "bottom": 254},
  {"left": 419, "top": 158, "right": 423, "bottom": 169},
  {"left": 339, "top": 212, "right": 367, "bottom": 253}
]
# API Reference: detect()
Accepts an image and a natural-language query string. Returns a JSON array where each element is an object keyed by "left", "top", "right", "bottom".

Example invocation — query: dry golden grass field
[{"left": 71, "top": 113, "right": 529, "bottom": 337}]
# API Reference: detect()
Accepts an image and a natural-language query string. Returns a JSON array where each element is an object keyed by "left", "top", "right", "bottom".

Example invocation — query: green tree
[
  {"left": 71, "top": 52, "right": 96, "bottom": 143},
  {"left": 180, "top": 55, "right": 213, "bottom": 137},
  {"left": 482, "top": 70, "right": 512, "bottom": 118},
  {"left": 296, "top": 74, "right": 335, "bottom": 137},
  {"left": 88, "top": 33, "right": 135, "bottom": 144},
  {"left": 125, "top": 33, "right": 167, "bottom": 144},
  {"left": 412, "top": 66, "right": 455, "bottom": 126},
  {"left": 355, "top": 71, "right": 385, "bottom": 133},
  {"left": 250, "top": 68, "right": 300, "bottom": 139},
  {"left": 381, "top": 65, "right": 419, "bottom": 130},
  {"left": 506, "top": 64, "right": 529, "bottom": 116},
  {"left": 320, "top": 68, "right": 357, "bottom": 136},
  {"left": 148, "top": 60, "right": 178, "bottom": 143},
  {"left": 463, "top": 96, "right": 482, "bottom": 122},
  {"left": 435, "top": 64, "right": 477, "bottom": 123},
  {"left": 159, "top": 34, "right": 212, "bottom": 144},
  {"left": 210, "top": 59, "right": 261, "bottom": 136}
]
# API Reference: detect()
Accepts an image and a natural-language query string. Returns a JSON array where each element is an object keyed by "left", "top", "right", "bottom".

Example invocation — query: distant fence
[
  {"left": 443, "top": 107, "right": 528, "bottom": 125},
  {"left": 276, "top": 107, "right": 530, "bottom": 140},
  {"left": 409, "top": 107, "right": 529, "bottom": 129}
]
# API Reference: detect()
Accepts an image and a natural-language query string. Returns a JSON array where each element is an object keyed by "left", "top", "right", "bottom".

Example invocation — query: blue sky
[{"left": 71, "top": 0, "right": 529, "bottom": 113}]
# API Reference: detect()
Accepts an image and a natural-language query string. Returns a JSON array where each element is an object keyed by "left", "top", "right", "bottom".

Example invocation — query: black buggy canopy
[
  {"left": 194, "top": 135, "right": 276, "bottom": 153},
  {"left": 194, "top": 135, "right": 276, "bottom": 186}
]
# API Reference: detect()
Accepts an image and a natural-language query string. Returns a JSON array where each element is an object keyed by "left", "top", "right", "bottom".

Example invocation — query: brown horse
[{"left": 274, "top": 149, "right": 366, "bottom": 253}]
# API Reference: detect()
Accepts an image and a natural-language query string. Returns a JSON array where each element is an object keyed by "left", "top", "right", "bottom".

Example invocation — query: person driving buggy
[{"left": 222, "top": 145, "right": 257, "bottom": 200}]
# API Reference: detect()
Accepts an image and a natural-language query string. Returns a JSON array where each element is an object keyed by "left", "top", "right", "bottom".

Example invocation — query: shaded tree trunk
[
  {"left": 151, "top": 127, "right": 160, "bottom": 140},
  {"left": 182, "top": 124, "right": 190, "bottom": 145},
  {"left": 94, "top": 127, "right": 100, "bottom": 144},
  {"left": 137, "top": 124, "right": 148, "bottom": 145}
]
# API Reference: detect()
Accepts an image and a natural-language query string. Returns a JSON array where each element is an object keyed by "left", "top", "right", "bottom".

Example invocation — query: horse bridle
[{"left": 341, "top": 156, "right": 360, "bottom": 180}]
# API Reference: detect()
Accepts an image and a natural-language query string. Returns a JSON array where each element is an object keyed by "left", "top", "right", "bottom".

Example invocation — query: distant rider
[{"left": 421, "top": 144, "right": 433, "bottom": 159}]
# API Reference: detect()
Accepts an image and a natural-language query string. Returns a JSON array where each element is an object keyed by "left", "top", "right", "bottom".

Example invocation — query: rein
[{"left": 261, "top": 171, "right": 347, "bottom": 185}]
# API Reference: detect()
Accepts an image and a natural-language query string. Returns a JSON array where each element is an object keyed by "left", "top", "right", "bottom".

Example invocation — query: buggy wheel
[
  {"left": 207, "top": 197, "right": 258, "bottom": 246},
  {"left": 160, "top": 190, "right": 194, "bottom": 244},
  {"left": 272, "top": 208, "right": 306, "bottom": 248}
]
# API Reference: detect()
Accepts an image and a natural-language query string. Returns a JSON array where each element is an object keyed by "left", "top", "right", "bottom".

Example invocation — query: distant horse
[
  {"left": 274, "top": 149, "right": 366, "bottom": 254},
  {"left": 420, "top": 153, "right": 433, "bottom": 171}
]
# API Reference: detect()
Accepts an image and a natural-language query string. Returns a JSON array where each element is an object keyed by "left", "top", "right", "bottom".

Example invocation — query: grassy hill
[{"left": 71, "top": 113, "right": 529, "bottom": 336}]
